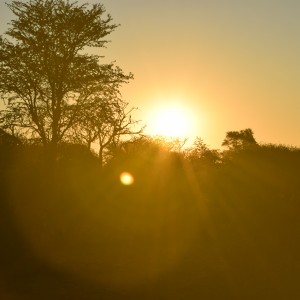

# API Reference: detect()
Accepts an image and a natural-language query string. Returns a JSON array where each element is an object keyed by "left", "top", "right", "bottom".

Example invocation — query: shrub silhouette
[{"left": 1, "top": 130, "right": 300, "bottom": 300}]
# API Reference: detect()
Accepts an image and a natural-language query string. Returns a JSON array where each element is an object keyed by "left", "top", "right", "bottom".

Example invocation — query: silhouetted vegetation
[
  {"left": 0, "top": 0, "right": 140, "bottom": 163},
  {"left": 1, "top": 1, "right": 300, "bottom": 299},
  {"left": 1, "top": 126, "right": 300, "bottom": 299}
]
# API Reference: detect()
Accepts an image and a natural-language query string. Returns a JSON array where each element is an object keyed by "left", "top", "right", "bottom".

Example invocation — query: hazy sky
[{"left": 1, "top": 0, "right": 300, "bottom": 148}]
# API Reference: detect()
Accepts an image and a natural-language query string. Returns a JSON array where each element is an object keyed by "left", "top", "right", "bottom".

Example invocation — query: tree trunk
[{"left": 98, "top": 146, "right": 104, "bottom": 167}]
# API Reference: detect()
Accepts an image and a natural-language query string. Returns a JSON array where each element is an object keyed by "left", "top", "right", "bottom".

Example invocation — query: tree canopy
[
  {"left": 0, "top": 0, "right": 135, "bottom": 157},
  {"left": 222, "top": 128, "right": 257, "bottom": 150}
]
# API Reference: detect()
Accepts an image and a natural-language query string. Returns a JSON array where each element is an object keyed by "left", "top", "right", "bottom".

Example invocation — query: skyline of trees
[{"left": 1, "top": 116, "right": 300, "bottom": 299}]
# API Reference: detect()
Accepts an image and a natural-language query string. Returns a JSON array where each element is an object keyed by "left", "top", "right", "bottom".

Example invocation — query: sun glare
[{"left": 147, "top": 104, "right": 195, "bottom": 138}]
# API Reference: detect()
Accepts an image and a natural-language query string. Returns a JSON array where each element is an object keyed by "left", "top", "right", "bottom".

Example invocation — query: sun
[{"left": 147, "top": 104, "right": 195, "bottom": 138}]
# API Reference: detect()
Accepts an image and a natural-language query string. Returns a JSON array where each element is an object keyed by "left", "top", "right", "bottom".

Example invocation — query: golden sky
[{"left": 1, "top": 0, "right": 300, "bottom": 148}]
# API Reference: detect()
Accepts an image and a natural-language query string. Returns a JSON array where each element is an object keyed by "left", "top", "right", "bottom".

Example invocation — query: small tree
[
  {"left": 70, "top": 95, "right": 143, "bottom": 165},
  {"left": 222, "top": 128, "right": 257, "bottom": 151},
  {"left": 185, "top": 137, "right": 220, "bottom": 165},
  {"left": 0, "top": 0, "right": 132, "bottom": 158},
  {"left": 0, "top": 128, "right": 21, "bottom": 148}
]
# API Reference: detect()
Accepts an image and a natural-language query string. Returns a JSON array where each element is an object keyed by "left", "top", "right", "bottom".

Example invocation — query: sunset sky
[{"left": 0, "top": 0, "right": 300, "bottom": 148}]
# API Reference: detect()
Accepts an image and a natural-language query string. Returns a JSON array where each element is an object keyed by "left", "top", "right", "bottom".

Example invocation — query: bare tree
[{"left": 70, "top": 94, "right": 143, "bottom": 165}]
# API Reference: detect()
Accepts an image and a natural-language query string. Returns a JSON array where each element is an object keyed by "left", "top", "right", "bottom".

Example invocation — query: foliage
[
  {"left": 69, "top": 98, "right": 143, "bottom": 165},
  {"left": 0, "top": 128, "right": 21, "bottom": 147},
  {"left": 222, "top": 128, "right": 257, "bottom": 150},
  {"left": 185, "top": 137, "right": 221, "bottom": 165},
  {"left": 1, "top": 131, "right": 300, "bottom": 298},
  {"left": 0, "top": 0, "right": 133, "bottom": 156},
  {"left": 107, "top": 135, "right": 186, "bottom": 164}
]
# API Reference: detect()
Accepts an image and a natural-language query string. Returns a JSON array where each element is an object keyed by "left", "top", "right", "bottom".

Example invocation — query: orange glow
[{"left": 146, "top": 103, "right": 196, "bottom": 138}]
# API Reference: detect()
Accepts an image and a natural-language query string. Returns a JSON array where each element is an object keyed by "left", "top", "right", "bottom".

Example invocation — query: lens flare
[{"left": 120, "top": 172, "right": 134, "bottom": 185}]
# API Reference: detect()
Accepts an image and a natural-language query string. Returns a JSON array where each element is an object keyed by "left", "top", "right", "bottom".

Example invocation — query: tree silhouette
[
  {"left": 70, "top": 96, "right": 143, "bottom": 165},
  {"left": 185, "top": 137, "right": 220, "bottom": 165},
  {"left": 0, "top": 0, "right": 132, "bottom": 158},
  {"left": 0, "top": 128, "right": 21, "bottom": 148},
  {"left": 222, "top": 128, "right": 257, "bottom": 150}
]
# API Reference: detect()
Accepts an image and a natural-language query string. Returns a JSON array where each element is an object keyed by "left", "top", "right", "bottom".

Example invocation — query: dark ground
[{"left": 1, "top": 144, "right": 300, "bottom": 299}]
